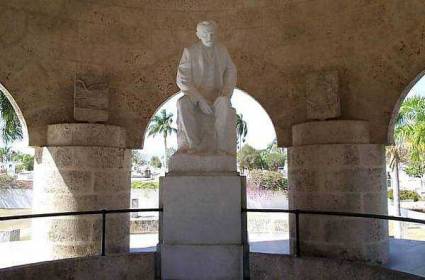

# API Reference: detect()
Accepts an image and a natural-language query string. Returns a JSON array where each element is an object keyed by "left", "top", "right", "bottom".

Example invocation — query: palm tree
[
  {"left": 0, "top": 146, "right": 14, "bottom": 162},
  {"left": 396, "top": 96, "right": 425, "bottom": 164},
  {"left": 0, "top": 90, "right": 23, "bottom": 144},
  {"left": 147, "top": 109, "right": 177, "bottom": 170},
  {"left": 236, "top": 113, "right": 248, "bottom": 150},
  {"left": 387, "top": 95, "right": 425, "bottom": 238}
]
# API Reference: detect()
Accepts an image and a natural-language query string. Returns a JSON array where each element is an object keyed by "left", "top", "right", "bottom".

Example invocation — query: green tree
[
  {"left": 404, "top": 161, "right": 425, "bottom": 178},
  {"left": 150, "top": 156, "right": 162, "bottom": 169},
  {"left": 397, "top": 96, "right": 425, "bottom": 178},
  {"left": 0, "top": 146, "right": 13, "bottom": 162},
  {"left": 236, "top": 113, "right": 248, "bottom": 150},
  {"left": 238, "top": 144, "right": 264, "bottom": 171},
  {"left": 148, "top": 109, "right": 177, "bottom": 170},
  {"left": 0, "top": 90, "right": 23, "bottom": 144},
  {"left": 261, "top": 141, "right": 286, "bottom": 171},
  {"left": 12, "top": 152, "right": 34, "bottom": 171}
]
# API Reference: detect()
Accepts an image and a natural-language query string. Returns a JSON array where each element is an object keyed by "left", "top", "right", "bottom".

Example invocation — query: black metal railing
[
  {"left": 1, "top": 207, "right": 425, "bottom": 278},
  {"left": 242, "top": 208, "right": 425, "bottom": 257},
  {"left": 0, "top": 208, "right": 163, "bottom": 256}
]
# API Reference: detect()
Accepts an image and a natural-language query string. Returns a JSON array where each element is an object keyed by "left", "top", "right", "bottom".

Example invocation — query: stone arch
[
  {"left": 0, "top": 82, "right": 29, "bottom": 145},
  {"left": 141, "top": 88, "right": 280, "bottom": 150},
  {"left": 387, "top": 70, "right": 425, "bottom": 145}
]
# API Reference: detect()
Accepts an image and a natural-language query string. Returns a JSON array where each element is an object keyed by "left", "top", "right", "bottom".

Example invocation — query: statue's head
[{"left": 196, "top": 21, "right": 217, "bottom": 48}]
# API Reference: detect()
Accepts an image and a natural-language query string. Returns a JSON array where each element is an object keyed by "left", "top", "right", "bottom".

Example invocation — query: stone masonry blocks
[
  {"left": 288, "top": 121, "right": 388, "bottom": 264},
  {"left": 292, "top": 120, "right": 370, "bottom": 146},
  {"left": 33, "top": 123, "right": 131, "bottom": 259},
  {"left": 47, "top": 124, "right": 126, "bottom": 148}
]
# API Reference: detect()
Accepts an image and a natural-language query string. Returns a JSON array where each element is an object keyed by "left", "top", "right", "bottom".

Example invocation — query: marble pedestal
[{"left": 159, "top": 155, "right": 246, "bottom": 279}]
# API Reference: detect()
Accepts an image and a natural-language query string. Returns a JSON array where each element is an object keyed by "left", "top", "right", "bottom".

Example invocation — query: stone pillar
[
  {"left": 160, "top": 154, "right": 245, "bottom": 279},
  {"left": 288, "top": 120, "right": 389, "bottom": 263},
  {"left": 33, "top": 124, "right": 131, "bottom": 258}
]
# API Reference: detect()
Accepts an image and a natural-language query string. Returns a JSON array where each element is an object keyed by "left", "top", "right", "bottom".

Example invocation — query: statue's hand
[
  {"left": 198, "top": 98, "right": 213, "bottom": 115},
  {"left": 214, "top": 96, "right": 230, "bottom": 108}
]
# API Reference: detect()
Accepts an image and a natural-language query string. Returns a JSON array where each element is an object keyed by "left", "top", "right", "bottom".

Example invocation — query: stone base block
[
  {"left": 161, "top": 244, "right": 243, "bottom": 280},
  {"left": 168, "top": 153, "right": 237, "bottom": 173},
  {"left": 47, "top": 123, "right": 126, "bottom": 148},
  {"left": 160, "top": 174, "right": 243, "bottom": 244},
  {"left": 292, "top": 120, "right": 370, "bottom": 146}
]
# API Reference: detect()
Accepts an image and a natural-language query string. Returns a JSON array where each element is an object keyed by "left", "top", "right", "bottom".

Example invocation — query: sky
[{"left": 3, "top": 76, "right": 425, "bottom": 157}]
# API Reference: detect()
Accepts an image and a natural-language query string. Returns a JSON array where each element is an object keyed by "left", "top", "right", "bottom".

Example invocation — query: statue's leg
[
  {"left": 214, "top": 97, "right": 236, "bottom": 154},
  {"left": 176, "top": 95, "right": 200, "bottom": 151}
]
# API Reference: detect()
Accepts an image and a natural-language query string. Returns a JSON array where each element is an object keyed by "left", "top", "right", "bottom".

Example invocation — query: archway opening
[
  {"left": 0, "top": 83, "right": 35, "bottom": 268},
  {"left": 386, "top": 72, "right": 425, "bottom": 247}
]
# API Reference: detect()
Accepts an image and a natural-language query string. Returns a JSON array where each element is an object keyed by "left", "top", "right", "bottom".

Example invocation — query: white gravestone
[{"left": 160, "top": 21, "right": 245, "bottom": 279}]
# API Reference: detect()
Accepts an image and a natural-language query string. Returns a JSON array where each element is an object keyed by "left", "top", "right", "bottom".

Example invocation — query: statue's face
[{"left": 197, "top": 26, "right": 217, "bottom": 48}]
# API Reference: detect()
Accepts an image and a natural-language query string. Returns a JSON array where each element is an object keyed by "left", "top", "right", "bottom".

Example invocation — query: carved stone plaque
[
  {"left": 74, "top": 78, "right": 109, "bottom": 123},
  {"left": 305, "top": 70, "right": 341, "bottom": 120}
]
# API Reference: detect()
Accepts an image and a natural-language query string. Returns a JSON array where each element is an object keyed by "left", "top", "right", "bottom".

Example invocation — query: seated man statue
[{"left": 176, "top": 21, "right": 237, "bottom": 155}]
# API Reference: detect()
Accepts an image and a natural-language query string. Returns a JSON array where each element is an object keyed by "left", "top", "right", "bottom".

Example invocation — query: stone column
[
  {"left": 33, "top": 124, "right": 131, "bottom": 258},
  {"left": 288, "top": 120, "right": 389, "bottom": 263}
]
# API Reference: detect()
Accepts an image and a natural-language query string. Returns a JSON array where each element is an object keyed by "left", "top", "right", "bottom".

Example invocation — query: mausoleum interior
[{"left": 0, "top": 0, "right": 425, "bottom": 279}]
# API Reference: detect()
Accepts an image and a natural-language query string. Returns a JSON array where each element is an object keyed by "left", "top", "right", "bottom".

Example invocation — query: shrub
[
  {"left": 131, "top": 181, "right": 159, "bottom": 190},
  {"left": 0, "top": 174, "right": 17, "bottom": 189},
  {"left": 388, "top": 189, "right": 422, "bottom": 202},
  {"left": 248, "top": 169, "right": 288, "bottom": 191}
]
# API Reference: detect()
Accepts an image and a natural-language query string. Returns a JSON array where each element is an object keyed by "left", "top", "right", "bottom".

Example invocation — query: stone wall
[
  {"left": 0, "top": 1, "right": 424, "bottom": 147},
  {"left": 0, "top": 253, "right": 155, "bottom": 280},
  {"left": 250, "top": 253, "right": 424, "bottom": 280},
  {"left": 0, "top": 253, "right": 422, "bottom": 280}
]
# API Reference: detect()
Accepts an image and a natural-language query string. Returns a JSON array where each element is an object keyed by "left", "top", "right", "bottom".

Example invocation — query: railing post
[
  {"left": 295, "top": 210, "right": 301, "bottom": 257},
  {"left": 101, "top": 209, "right": 107, "bottom": 256}
]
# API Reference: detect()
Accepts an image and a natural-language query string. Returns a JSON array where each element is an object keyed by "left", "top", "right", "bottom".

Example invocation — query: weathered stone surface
[
  {"left": 250, "top": 253, "right": 421, "bottom": 280},
  {"left": 1, "top": 1, "right": 423, "bottom": 147},
  {"left": 47, "top": 123, "right": 126, "bottom": 148},
  {"left": 74, "top": 108, "right": 109, "bottom": 123},
  {"left": 288, "top": 120, "right": 388, "bottom": 264},
  {"left": 38, "top": 146, "right": 130, "bottom": 169},
  {"left": 168, "top": 153, "right": 237, "bottom": 173},
  {"left": 73, "top": 78, "right": 109, "bottom": 123},
  {"left": 305, "top": 70, "right": 340, "bottom": 121},
  {"left": 0, "top": 252, "right": 422, "bottom": 280},
  {"left": 0, "top": 253, "right": 156, "bottom": 280},
  {"left": 292, "top": 120, "right": 370, "bottom": 146},
  {"left": 33, "top": 142, "right": 131, "bottom": 259}
]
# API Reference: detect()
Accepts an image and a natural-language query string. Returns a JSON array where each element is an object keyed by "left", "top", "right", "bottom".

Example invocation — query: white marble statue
[{"left": 176, "top": 21, "right": 237, "bottom": 155}]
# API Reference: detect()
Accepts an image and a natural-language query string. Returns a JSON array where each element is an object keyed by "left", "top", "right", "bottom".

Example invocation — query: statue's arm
[
  {"left": 221, "top": 48, "right": 237, "bottom": 98},
  {"left": 176, "top": 48, "right": 200, "bottom": 98}
]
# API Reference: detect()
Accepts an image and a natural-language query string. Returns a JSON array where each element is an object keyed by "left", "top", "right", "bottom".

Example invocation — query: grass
[{"left": 131, "top": 181, "right": 159, "bottom": 190}]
